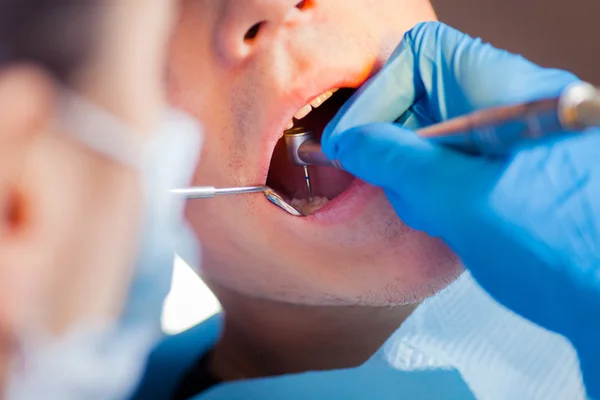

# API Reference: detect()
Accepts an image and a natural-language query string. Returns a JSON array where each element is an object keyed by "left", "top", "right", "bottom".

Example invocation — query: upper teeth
[
  {"left": 288, "top": 88, "right": 338, "bottom": 128},
  {"left": 293, "top": 104, "right": 313, "bottom": 120},
  {"left": 310, "top": 90, "right": 335, "bottom": 108}
]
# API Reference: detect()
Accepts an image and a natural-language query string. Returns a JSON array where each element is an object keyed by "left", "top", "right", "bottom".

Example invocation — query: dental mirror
[
  {"left": 263, "top": 188, "right": 305, "bottom": 217},
  {"left": 171, "top": 185, "right": 305, "bottom": 217}
]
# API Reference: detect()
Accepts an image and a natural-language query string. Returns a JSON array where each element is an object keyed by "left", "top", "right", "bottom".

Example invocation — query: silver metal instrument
[
  {"left": 284, "top": 127, "right": 343, "bottom": 169},
  {"left": 171, "top": 186, "right": 304, "bottom": 217},
  {"left": 302, "top": 166, "right": 313, "bottom": 201},
  {"left": 284, "top": 81, "right": 600, "bottom": 168},
  {"left": 262, "top": 188, "right": 304, "bottom": 217},
  {"left": 284, "top": 127, "right": 321, "bottom": 199},
  {"left": 171, "top": 186, "right": 269, "bottom": 199}
]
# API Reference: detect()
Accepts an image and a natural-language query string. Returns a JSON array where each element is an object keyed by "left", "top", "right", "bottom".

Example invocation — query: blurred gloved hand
[{"left": 322, "top": 22, "right": 599, "bottom": 397}]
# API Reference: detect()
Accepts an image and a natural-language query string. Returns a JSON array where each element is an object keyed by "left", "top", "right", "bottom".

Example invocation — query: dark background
[{"left": 432, "top": 0, "right": 599, "bottom": 83}]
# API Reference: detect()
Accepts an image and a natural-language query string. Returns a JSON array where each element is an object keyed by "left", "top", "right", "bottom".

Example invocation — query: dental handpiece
[
  {"left": 284, "top": 127, "right": 343, "bottom": 169},
  {"left": 284, "top": 81, "right": 600, "bottom": 168}
]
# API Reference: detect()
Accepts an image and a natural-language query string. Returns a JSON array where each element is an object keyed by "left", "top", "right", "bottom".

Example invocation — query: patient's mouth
[{"left": 266, "top": 89, "right": 356, "bottom": 216}]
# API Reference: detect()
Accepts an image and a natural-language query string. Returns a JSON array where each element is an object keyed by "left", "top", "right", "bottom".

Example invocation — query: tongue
[{"left": 266, "top": 137, "right": 354, "bottom": 200}]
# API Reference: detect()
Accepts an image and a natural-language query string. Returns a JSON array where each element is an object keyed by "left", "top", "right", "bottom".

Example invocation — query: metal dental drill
[
  {"left": 283, "top": 127, "right": 320, "bottom": 201},
  {"left": 284, "top": 82, "right": 600, "bottom": 167},
  {"left": 284, "top": 127, "right": 342, "bottom": 170}
]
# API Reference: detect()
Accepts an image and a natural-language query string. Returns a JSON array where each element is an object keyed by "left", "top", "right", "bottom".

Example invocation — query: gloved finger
[
  {"left": 331, "top": 123, "right": 445, "bottom": 187},
  {"left": 322, "top": 22, "right": 578, "bottom": 157},
  {"left": 330, "top": 122, "right": 495, "bottom": 231}
]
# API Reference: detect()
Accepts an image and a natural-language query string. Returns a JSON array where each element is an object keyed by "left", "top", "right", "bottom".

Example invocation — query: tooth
[
  {"left": 290, "top": 196, "right": 330, "bottom": 215},
  {"left": 293, "top": 104, "right": 313, "bottom": 120},
  {"left": 286, "top": 120, "right": 294, "bottom": 130},
  {"left": 290, "top": 198, "right": 307, "bottom": 208},
  {"left": 310, "top": 90, "right": 333, "bottom": 108},
  {"left": 310, "top": 97, "right": 324, "bottom": 108}
]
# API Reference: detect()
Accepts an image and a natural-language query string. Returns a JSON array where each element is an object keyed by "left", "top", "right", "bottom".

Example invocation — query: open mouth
[{"left": 266, "top": 88, "right": 357, "bottom": 216}]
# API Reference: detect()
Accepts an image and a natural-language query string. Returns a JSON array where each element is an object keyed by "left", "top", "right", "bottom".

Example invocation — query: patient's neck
[{"left": 206, "top": 281, "right": 416, "bottom": 381}]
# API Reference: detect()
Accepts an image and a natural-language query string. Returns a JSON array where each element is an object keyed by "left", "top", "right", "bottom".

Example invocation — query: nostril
[
  {"left": 244, "top": 21, "right": 266, "bottom": 42},
  {"left": 295, "top": 0, "right": 311, "bottom": 10},
  {"left": 242, "top": 2, "right": 310, "bottom": 44}
]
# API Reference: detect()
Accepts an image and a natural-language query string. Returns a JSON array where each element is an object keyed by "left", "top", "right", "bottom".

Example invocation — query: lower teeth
[{"left": 290, "top": 196, "right": 330, "bottom": 215}]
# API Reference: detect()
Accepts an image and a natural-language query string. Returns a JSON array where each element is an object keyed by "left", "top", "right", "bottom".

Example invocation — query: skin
[
  {"left": 169, "top": 0, "right": 464, "bottom": 380},
  {"left": 0, "top": 0, "right": 176, "bottom": 390}
]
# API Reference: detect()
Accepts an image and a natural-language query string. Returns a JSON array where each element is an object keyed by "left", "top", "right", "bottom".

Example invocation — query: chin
[{"left": 192, "top": 185, "right": 463, "bottom": 306}]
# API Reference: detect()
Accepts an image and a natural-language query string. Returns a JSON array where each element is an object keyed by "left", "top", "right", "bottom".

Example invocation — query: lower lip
[{"left": 304, "top": 178, "right": 382, "bottom": 224}]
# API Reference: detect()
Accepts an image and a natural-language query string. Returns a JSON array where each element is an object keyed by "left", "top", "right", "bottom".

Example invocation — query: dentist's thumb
[{"left": 324, "top": 122, "right": 487, "bottom": 235}]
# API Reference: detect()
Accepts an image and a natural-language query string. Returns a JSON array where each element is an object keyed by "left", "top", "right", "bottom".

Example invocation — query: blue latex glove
[{"left": 322, "top": 22, "right": 599, "bottom": 398}]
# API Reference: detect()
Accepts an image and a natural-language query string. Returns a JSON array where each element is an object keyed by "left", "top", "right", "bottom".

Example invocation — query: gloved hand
[{"left": 322, "top": 22, "right": 599, "bottom": 397}]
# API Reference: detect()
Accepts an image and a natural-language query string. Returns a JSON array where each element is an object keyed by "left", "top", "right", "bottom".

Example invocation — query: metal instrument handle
[
  {"left": 170, "top": 186, "right": 269, "bottom": 199},
  {"left": 170, "top": 187, "right": 217, "bottom": 199}
]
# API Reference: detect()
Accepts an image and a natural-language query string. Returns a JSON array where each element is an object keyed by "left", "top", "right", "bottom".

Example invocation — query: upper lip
[{"left": 258, "top": 73, "right": 373, "bottom": 184}]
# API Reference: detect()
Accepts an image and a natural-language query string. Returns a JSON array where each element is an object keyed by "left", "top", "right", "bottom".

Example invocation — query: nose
[{"left": 215, "top": 0, "right": 310, "bottom": 66}]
